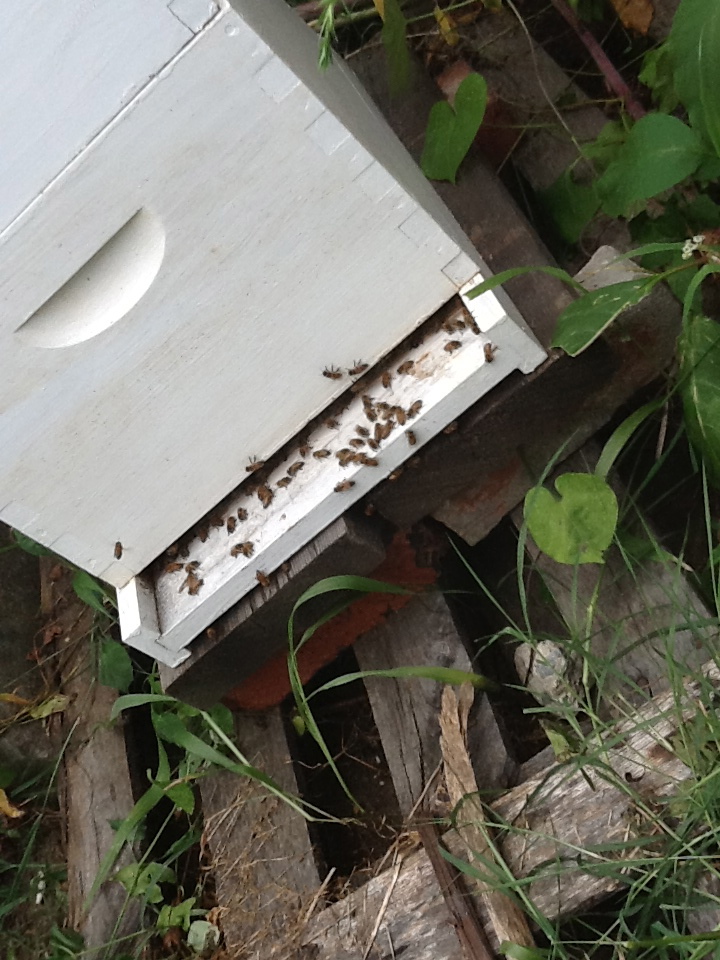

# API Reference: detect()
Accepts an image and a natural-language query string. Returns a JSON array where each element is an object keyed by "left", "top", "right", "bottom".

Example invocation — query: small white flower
[{"left": 682, "top": 237, "right": 702, "bottom": 260}]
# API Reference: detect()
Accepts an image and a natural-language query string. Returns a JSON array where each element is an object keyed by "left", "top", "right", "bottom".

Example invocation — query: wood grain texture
[
  {"left": 301, "top": 845, "right": 464, "bottom": 960},
  {"left": 0, "top": 1, "right": 540, "bottom": 589},
  {"left": 200, "top": 708, "right": 319, "bottom": 958},
  {"left": 440, "top": 685, "right": 535, "bottom": 951},
  {"left": 158, "top": 513, "right": 386, "bottom": 707},
  {"left": 305, "top": 661, "right": 720, "bottom": 946},
  {"left": 51, "top": 566, "right": 142, "bottom": 955},
  {"left": 355, "top": 591, "right": 514, "bottom": 815}
]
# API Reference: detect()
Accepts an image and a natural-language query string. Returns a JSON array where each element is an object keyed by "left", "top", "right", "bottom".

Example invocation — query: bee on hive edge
[
  {"left": 484, "top": 342, "right": 498, "bottom": 363},
  {"left": 444, "top": 340, "right": 462, "bottom": 353},
  {"left": 323, "top": 366, "right": 343, "bottom": 380},
  {"left": 313, "top": 449, "right": 331, "bottom": 460},
  {"left": 256, "top": 570, "right": 271, "bottom": 588},
  {"left": 381, "top": 371, "right": 392, "bottom": 389},
  {"left": 226, "top": 516, "right": 237, "bottom": 535},
  {"left": 246, "top": 457, "right": 264, "bottom": 473},
  {"left": 407, "top": 400, "right": 423, "bottom": 419},
  {"left": 114, "top": 541, "right": 123, "bottom": 560},
  {"left": 231, "top": 541, "right": 254, "bottom": 558},
  {"left": 288, "top": 461, "right": 305, "bottom": 477},
  {"left": 299, "top": 442, "right": 312, "bottom": 457},
  {"left": 237, "top": 507, "right": 248, "bottom": 521},
  {"left": 348, "top": 361, "right": 369, "bottom": 376},
  {"left": 165, "top": 561, "right": 183, "bottom": 574},
  {"left": 394, "top": 406, "right": 407, "bottom": 426},
  {"left": 407, "top": 430, "right": 417, "bottom": 446},
  {"left": 257, "top": 485, "right": 274, "bottom": 509},
  {"left": 277, "top": 476, "right": 292, "bottom": 488},
  {"left": 335, "top": 480, "right": 355, "bottom": 492}
]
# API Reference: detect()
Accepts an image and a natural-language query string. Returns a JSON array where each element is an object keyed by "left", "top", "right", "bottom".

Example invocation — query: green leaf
[
  {"left": 597, "top": 114, "right": 703, "bottom": 218},
  {"left": 310, "top": 665, "right": 495, "bottom": 699},
  {"left": 465, "top": 265, "right": 583, "bottom": 300},
  {"left": 669, "top": 0, "right": 720, "bottom": 157},
  {"left": 639, "top": 44, "right": 680, "bottom": 114},
  {"left": 679, "top": 314, "right": 720, "bottom": 484},
  {"left": 380, "top": 0, "right": 412, "bottom": 94},
  {"left": 166, "top": 781, "right": 195, "bottom": 815},
  {"left": 12, "top": 531, "right": 51, "bottom": 556},
  {"left": 187, "top": 920, "right": 220, "bottom": 955},
  {"left": 552, "top": 277, "right": 658, "bottom": 356},
  {"left": 501, "top": 945, "right": 551, "bottom": 960},
  {"left": 28, "top": 694, "right": 69, "bottom": 720},
  {"left": 115, "top": 862, "right": 175, "bottom": 904},
  {"left": 580, "top": 120, "right": 628, "bottom": 172},
  {"left": 540, "top": 168, "right": 600, "bottom": 244},
  {"left": 110, "top": 693, "right": 178, "bottom": 722},
  {"left": 594, "top": 399, "right": 666, "bottom": 480},
  {"left": 72, "top": 570, "right": 110, "bottom": 615},
  {"left": 99, "top": 639, "right": 133, "bottom": 692},
  {"left": 421, "top": 73, "right": 487, "bottom": 183},
  {"left": 524, "top": 473, "right": 618, "bottom": 564},
  {"left": 157, "top": 896, "right": 196, "bottom": 932}
]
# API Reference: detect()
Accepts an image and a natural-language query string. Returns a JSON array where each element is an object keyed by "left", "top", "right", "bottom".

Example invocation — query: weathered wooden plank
[
  {"left": 513, "top": 445, "right": 711, "bottom": 711},
  {"left": 200, "top": 708, "right": 320, "bottom": 958},
  {"left": 50, "top": 565, "right": 142, "bottom": 956},
  {"left": 301, "top": 844, "right": 464, "bottom": 960},
  {"left": 354, "top": 591, "right": 515, "bottom": 815},
  {"left": 304, "top": 660, "right": 719, "bottom": 947},
  {"left": 159, "top": 513, "right": 386, "bottom": 707}
]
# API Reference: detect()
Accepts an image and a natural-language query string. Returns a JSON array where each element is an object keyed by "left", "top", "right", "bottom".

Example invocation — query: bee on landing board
[
  {"left": 257, "top": 485, "right": 274, "bottom": 509},
  {"left": 381, "top": 371, "right": 392, "bottom": 389},
  {"left": 277, "top": 476, "right": 292, "bottom": 488},
  {"left": 323, "top": 366, "right": 343, "bottom": 380},
  {"left": 256, "top": 570, "right": 271, "bottom": 588},
  {"left": 114, "top": 541, "right": 123, "bottom": 560},
  {"left": 348, "top": 361, "right": 369, "bottom": 376},
  {"left": 444, "top": 340, "right": 462, "bottom": 353},
  {"left": 335, "top": 480, "right": 355, "bottom": 493},
  {"left": 313, "top": 449, "right": 331, "bottom": 460},
  {"left": 226, "top": 516, "right": 237, "bottom": 535},
  {"left": 237, "top": 507, "right": 248, "bottom": 522},
  {"left": 407, "top": 400, "right": 423, "bottom": 419},
  {"left": 165, "top": 561, "right": 184, "bottom": 574},
  {"left": 287, "top": 461, "right": 305, "bottom": 477},
  {"left": 484, "top": 342, "right": 498, "bottom": 363},
  {"left": 246, "top": 457, "right": 264, "bottom": 473},
  {"left": 407, "top": 430, "right": 417, "bottom": 446},
  {"left": 397, "top": 360, "right": 415, "bottom": 376},
  {"left": 230, "top": 541, "right": 254, "bottom": 558}
]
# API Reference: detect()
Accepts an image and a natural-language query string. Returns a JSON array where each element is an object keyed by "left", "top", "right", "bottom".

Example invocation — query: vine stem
[{"left": 549, "top": 0, "right": 646, "bottom": 121}]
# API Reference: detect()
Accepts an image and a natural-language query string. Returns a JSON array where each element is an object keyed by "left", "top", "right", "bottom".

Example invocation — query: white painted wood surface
[
  {"left": 0, "top": 1, "right": 208, "bottom": 233},
  {"left": 119, "top": 279, "right": 545, "bottom": 665},
  {"left": 0, "top": 0, "right": 509, "bottom": 589}
]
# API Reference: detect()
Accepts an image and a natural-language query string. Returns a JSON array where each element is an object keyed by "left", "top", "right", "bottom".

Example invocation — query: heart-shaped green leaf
[
  {"left": 552, "top": 277, "right": 658, "bottom": 357},
  {"left": 421, "top": 73, "right": 487, "bottom": 184},
  {"left": 524, "top": 473, "right": 618, "bottom": 565},
  {"left": 669, "top": 0, "right": 720, "bottom": 158}
]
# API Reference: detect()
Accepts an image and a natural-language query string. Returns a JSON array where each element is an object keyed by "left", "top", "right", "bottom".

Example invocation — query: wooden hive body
[{"left": 0, "top": 0, "right": 544, "bottom": 662}]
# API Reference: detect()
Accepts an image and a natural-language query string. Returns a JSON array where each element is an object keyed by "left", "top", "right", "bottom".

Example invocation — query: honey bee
[
  {"left": 323, "top": 366, "right": 343, "bottom": 380},
  {"left": 388, "top": 468, "right": 404, "bottom": 481},
  {"left": 381, "top": 371, "right": 392, "bottom": 389},
  {"left": 443, "top": 421, "right": 459, "bottom": 435},
  {"left": 444, "top": 340, "right": 462, "bottom": 353},
  {"left": 374, "top": 421, "right": 393, "bottom": 442},
  {"left": 196, "top": 525, "right": 209, "bottom": 543},
  {"left": 335, "top": 480, "right": 355, "bottom": 492},
  {"left": 185, "top": 560, "right": 200, "bottom": 571},
  {"left": 361, "top": 394, "right": 374, "bottom": 408},
  {"left": 114, "top": 541, "right": 123, "bottom": 560},
  {"left": 277, "top": 476, "right": 292, "bottom": 488},
  {"left": 359, "top": 454, "right": 378, "bottom": 467},
  {"left": 256, "top": 570, "right": 271, "bottom": 588},
  {"left": 367, "top": 439, "right": 379, "bottom": 450},
  {"left": 257, "top": 485, "right": 274, "bottom": 509},
  {"left": 246, "top": 457, "right": 265, "bottom": 473},
  {"left": 365, "top": 406, "right": 377, "bottom": 423},
  {"left": 356, "top": 425, "right": 370, "bottom": 437},
  {"left": 336, "top": 448, "right": 354, "bottom": 466},
  {"left": 164, "top": 561, "right": 184, "bottom": 574},
  {"left": 313, "top": 449, "right": 331, "bottom": 459},
  {"left": 166, "top": 543, "right": 180, "bottom": 559},
  {"left": 230, "top": 541, "right": 254, "bottom": 558},
  {"left": 287, "top": 461, "right": 304, "bottom": 477},
  {"left": 237, "top": 507, "right": 248, "bottom": 521},
  {"left": 281, "top": 562, "right": 291, "bottom": 574},
  {"left": 407, "top": 400, "right": 423, "bottom": 419},
  {"left": 226, "top": 516, "right": 237, "bottom": 535},
  {"left": 443, "top": 316, "right": 466, "bottom": 333},
  {"left": 349, "top": 438, "right": 365, "bottom": 448},
  {"left": 209, "top": 512, "right": 224, "bottom": 528},
  {"left": 364, "top": 503, "right": 377, "bottom": 516},
  {"left": 484, "top": 342, "right": 498, "bottom": 363},
  {"left": 397, "top": 360, "right": 415, "bottom": 376},
  {"left": 468, "top": 316, "right": 480, "bottom": 335},
  {"left": 395, "top": 406, "right": 407, "bottom": 426},
  {"left": 206, "top": 627, "right": 217, "bottom": 642},
  {"left": 348, "top": 361, "right": 369, "bottom": 376},
  {"left": 407, "top": 430, "right": 417, "bottom": 446},
  {"left": 299, "top": 442, "right": 312, "bottom": 457},
  {"left": 323, "top": 417, "right": 339, "bottom": 430},
  {"left": 180, "top": 571, "right": 204, "bottom": 595}
]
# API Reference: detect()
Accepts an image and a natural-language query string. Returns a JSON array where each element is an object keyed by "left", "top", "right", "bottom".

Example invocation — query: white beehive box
[{"left": 0, "top": 0, "right": 545, "bottom": 663}]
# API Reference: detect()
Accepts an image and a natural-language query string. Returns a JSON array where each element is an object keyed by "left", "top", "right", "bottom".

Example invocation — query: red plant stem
[{"left": 549, "top": 0, "right": 646, "bottom": 121}]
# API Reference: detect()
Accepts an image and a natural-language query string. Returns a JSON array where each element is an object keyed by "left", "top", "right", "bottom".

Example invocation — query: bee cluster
[{"left": 156, "top": 305, "right": 494, "bottom": 602}]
